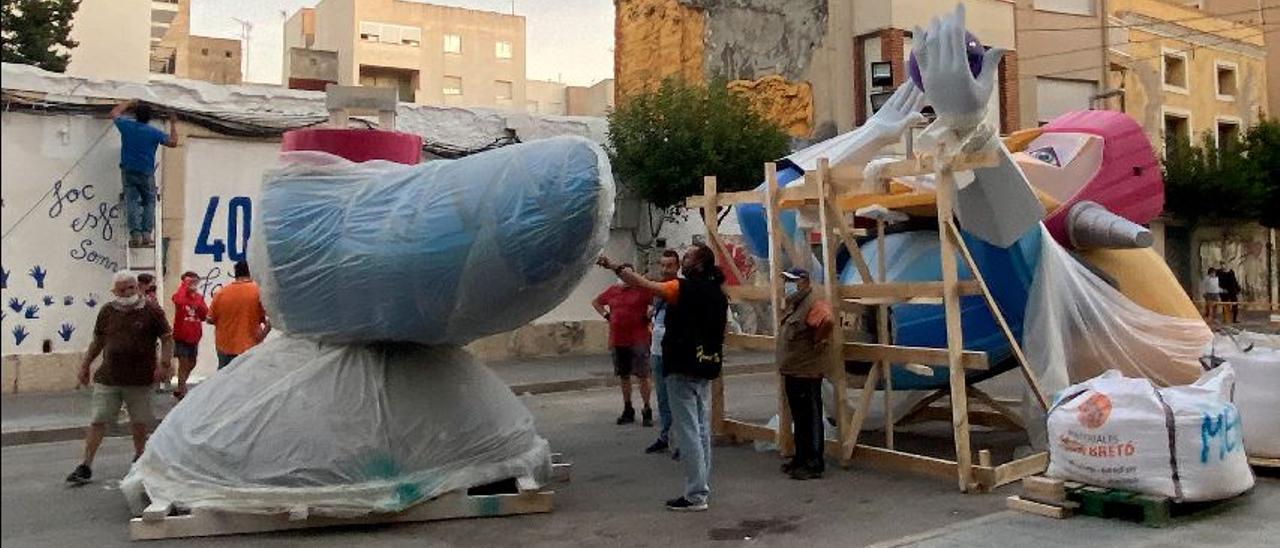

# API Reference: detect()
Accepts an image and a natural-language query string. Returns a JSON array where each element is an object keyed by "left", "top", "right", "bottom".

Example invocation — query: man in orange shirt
[{"left": 208, "top": 261, "right": 270, "bottom": 369}]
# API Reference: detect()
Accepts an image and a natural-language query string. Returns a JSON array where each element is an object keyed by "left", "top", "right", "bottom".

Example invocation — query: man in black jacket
[
  {"left": 597, "top": 243, "right": 727, "bottom": 512},
  {"left": 1218, "top": 267, "right": 1241, "bottom": 323}
]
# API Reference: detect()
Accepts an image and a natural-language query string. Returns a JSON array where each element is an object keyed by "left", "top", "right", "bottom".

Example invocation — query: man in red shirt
[
  {"left": 171, "top": 271, "right": 208, "bottom": 399},
  {"left": 593, "top": 266, "right": 654, "bottom": 426}
]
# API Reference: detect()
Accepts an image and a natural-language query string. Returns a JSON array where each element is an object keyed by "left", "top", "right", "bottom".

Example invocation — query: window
[
  {"left": 359, "top": 21, "right": 382, "bottom": 42},
  {"left": 1217, "top": 118, "right": 1241, "bottom": 148},
  {"left": 495, "top": 40, "right": 512, "bottom": 59},
  {"left": 1036, "top": 77, "right": 1098, "bottom": 124},
  {"left": 495, "top": 80, "right": 513, "bottom": 100},
  {"left": 1163, "top": 49, "right": 1188, "bottom": 92},
  {"left": 444, "top": 34, "right": 461, "bottom": 54},
  {"left": 1032, "top": 0, "right": 1095, "bottom": 16},
  {"left": 201, "top": 48, "right": 209, "bottom": 56},
  {"left": 400, "top": 27, "right": 421, "bottom": 47},
  {"left": 224, "top": 51, "right": 233, "bottom": 58},
  {"left": 443, "top": 76, "right": 462, "bottom": 96},
  {"left": 1216, "top": 62, "right": 1238, "bottom": 99},
  {"left": 359, "top": 21, "right": 420, "bottom": 47},
  {"left": 1163, "top": 110, "right": 1191, "bottom": 146}
]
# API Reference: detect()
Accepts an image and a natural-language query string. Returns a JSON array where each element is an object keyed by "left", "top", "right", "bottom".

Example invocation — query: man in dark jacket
[
  {"left": 777, "top": 268, "right": 834, "bottom": 480},
  {"left": 1218, "top": 267, "right": 1241, "bottom": 323},
  {"left": 597, "top": 243, "right": 727, "bottom": 512}
]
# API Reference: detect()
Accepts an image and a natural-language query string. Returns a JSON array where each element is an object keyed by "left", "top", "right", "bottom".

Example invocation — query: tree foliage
[
  {"left": 606, "top": 78, "right": 790, "bottom": 211},
  {"left": 1162, "top": 117, "right": 1280, "bottom": 228},
  {"left": 1, "top": 0, "right": 81, "bottom": 73}
]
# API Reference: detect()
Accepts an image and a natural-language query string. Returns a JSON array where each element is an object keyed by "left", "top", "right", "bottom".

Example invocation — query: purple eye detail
[{"left": 1029, "top": 146, "right": 1061, "bottom": 167}]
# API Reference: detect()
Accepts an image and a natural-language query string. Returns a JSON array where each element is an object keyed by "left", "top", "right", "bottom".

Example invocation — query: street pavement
[{"left": 4, "top": 372, "right": 1277, "bottom": 547}]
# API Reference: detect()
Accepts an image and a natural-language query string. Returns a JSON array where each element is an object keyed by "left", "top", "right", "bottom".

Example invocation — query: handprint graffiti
[
  {"left": 23, "top": 305, "right": 40, "bottom": 319},
  {"left": 8, "top": 298, "right": 26, "bottom": 313},
  {"left": 28, "top": 266, "right": 47, "bottom": 289},
  {"left": 12, "top": 325, "right": 29, "bottom": 346},
  {"left": 85, "top": 293, "right": 99, "bottom": 308},
  {"left": 57, "top": 323, "right": 76, "bottom": 342}
]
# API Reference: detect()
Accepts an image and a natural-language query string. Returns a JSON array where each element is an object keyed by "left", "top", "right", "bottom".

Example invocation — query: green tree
[
  {"left": 607, "top": 78, "right": 789, "bottom": 227},
  {"left": 1162, "top": 120, "right": 1275, "bottom": 226},
  {"left": 1, "top": 0, "right": 81, "bottom": 73}
]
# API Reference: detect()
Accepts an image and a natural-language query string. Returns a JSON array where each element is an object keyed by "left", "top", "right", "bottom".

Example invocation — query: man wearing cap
[{"left": 778, "top": 267, "right": 834, "bottom": 480}]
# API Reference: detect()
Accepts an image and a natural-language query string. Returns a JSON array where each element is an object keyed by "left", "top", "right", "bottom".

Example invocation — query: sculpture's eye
[{"left": 1029, "top": 146, "right": 1060, "bottom": 167}]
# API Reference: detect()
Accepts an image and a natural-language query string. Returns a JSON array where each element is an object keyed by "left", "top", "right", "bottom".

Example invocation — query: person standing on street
[
  {"left": 171, "top": 271, "right": 208, "bottom": 399},
  {"left": 208, "top": 261, "right": 269, "bottom": 369},
  {"left": 110, "top": 100, "right": 177, "bottom": 247},
  {"left": 65, "top": 271, "right": 173, "bottom": 485},
  {"left": 776, "top": 268, "right": 834, "bottom": 480},
  {"left": 1218, "top": 266, "right": 1241, "bottom": 323},
  {"left": 1201, "top": 268, "right": 1222, "bottom": 320},
  {"left": 137, "top": 272, "right": 158, "bottom": 304},
  {"left": 593, "top": 267, "right": 655, "bottom": 426},
  {"left": 598, "top": 242, "right": 728, "bottom": 512},
  {"left": 645, "top": 249, "right": 681, "bottom": 454}
]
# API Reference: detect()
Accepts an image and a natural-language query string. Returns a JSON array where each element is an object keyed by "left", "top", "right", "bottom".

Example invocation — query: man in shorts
[
  {"left": 593, "top": 266, "right": 654, "bottom": 425},
  {"left": 65, "top": 271, "right": 173, "bottom": 485},
  {"left": 171, "top": 271, "right": 208, "bottom": 399}
]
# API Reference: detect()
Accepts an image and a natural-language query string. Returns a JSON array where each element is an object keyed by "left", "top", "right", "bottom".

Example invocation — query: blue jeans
[
  {"left": 652, "top": 355, "right": 673, "bottom": 443},
  {"left": 667, "top": 374, "right": 711, "bottom": 504},
  {"left": 121, "top": 168, "right": 156, "bottom": 237}
]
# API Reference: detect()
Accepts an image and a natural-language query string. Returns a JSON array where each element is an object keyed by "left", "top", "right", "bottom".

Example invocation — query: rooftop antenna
[{"left": 232, "top": 17, "right": 253, "bottom": 81}]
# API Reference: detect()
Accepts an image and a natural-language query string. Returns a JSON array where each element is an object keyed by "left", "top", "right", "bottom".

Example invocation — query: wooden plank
[
  {"left": 935, "top": 163, "right": 973, "bottom": 493},
  {"left": 978, "top": 449, "right": 993, "bottom": 468},
  {"left": 991, "top": 452, "right": 1050, "bottom": 488},
  {"left": 849, "top": 444, "right": 961, "bottom": 482},
  {"left": 1022, "top": 476, "right": 1067, "bottom": 506},
  {"left": 142, "top": 501, "right": 174, "bottom": 522},
  {"left": 1006, "top": 496, "right": 1073, "bottom": 519},
  {"left": 897, "top": 407, "right": 1022, "bottom": 431},
  {"left": 816, "top": 158, "right": 850, "bottom": 465},
  {"left": 876, "top": 218, "right": 893, "bottom": 450},
  {"left": 843, "top": 342, "right": 988, "bottom": 370},
  {"left": 702, "top": 176, "right": 730, "bottom": 438},
  {"left": 1248, "top": 456, "right": 1280, "bottom": 468},
  {"left": 765, "top": 162, "right": 794, "bottom": 457},
  {"left": 839, "top": 281, "right": 982, "bottom": 300},
  {"left": 840, "top": 351, "right": 883, "bottom": 460},
  {"left": 551, "top": 463, "right": 572, "bottom": 483},
  {"left": 129, "top": 490, "right": 555, "bottom": 540},
  {"left": 724, "top": 284, "right": 771, "bottom": 302},
  {"left": 725, "top": 333, "right": 774, "bottom": 351},
  {"left": 945, "top": 221, "right": 1049, "bottom": 411},
  {"left": 723, "top": 419, "right": 777, "bottom": 444},
  {"left": 969, "top": 386, "right": 1027, "bottom": 430},
  {"left": 686, "top": 189, "right": 763, "bottom": 208}
]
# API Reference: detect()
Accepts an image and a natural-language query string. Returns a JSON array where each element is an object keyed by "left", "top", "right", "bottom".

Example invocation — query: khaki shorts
[{"left": 91, "top": 384, "right": 155, "bottom": 424}]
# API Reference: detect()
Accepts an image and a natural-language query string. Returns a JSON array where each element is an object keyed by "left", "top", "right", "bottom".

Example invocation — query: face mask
[
  {"left": 114, "top": 294, "right": 142, "bottom": 308},
  {"left": 784, "top": 282, "right": 798, "bottom": 296}
]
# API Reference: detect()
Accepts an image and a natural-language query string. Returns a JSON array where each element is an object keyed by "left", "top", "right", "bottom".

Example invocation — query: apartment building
[
  {"left": 1108, "top": 0, "right": 1269, "bottom": 148},
  {"left": 151, "top": 0, "right": 243, "bottom": 84},
  {"left": 283, "top": 0, "right": 526, "bottom": 109},
  {"left": 525, "top": 79, "right": 616, "bottom": 117},
  {"left": 1015, "top": 1, "right": 1110, "bottom": 126},
  {"left": 1194, "top": 0, "right": 1280, "bottom": 119}
]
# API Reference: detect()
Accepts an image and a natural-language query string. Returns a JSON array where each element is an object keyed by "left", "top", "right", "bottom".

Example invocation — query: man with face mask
[
  {"left": 171, "top": 271, "right": 208, "bottom": 399},
  {"left": 777, "top": 268, "right": 834, "bottom": 480},
  {"left": 645, "top": 249, "right": 682, "bottom": 454},
  {"left": 66, "top": 271, "right": 174, "bottom": 485}
]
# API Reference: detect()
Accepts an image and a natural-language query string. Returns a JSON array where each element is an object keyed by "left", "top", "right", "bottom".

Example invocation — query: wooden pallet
[
  {"left": 1248, "top": 456, "right": 1280, "bottom": 469},
  {"left": 130, "top": 457, "right": 570, "bottom": 541},
  {"left": 1027, "top": 479, "right": 1225, "bottom": 528}
]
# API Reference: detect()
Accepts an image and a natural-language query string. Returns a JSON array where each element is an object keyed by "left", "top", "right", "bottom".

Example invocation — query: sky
[{"left": 190, "top": 0, "right": 615, "bottom": 86}]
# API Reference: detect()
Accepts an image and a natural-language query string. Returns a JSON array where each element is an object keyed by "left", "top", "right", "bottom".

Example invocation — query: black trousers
[{"left": 784, "top": 375, "right": 825, "bottom": 472}]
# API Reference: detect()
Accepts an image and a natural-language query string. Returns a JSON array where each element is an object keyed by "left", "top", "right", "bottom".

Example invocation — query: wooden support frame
[{"left": 700, "top": 148, "right": 1046, "bottom": 493}]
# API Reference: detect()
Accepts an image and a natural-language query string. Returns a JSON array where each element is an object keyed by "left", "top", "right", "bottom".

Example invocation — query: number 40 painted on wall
[{"left": 195, "top": 196, "right": 252, "bottom": 262}]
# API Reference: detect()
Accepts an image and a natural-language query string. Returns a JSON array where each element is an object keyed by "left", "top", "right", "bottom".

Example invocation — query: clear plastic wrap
[
  {"left": 248, "top": 136, "right": 615, "bottom": 345},
  {"left": 121, "top": 335, "right": 550, "bottom": 517}
]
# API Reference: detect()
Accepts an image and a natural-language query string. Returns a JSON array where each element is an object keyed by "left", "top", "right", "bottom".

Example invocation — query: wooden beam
[
  {"left": 935, "top": 162, "right": 974, "bottom": 493},
  {"left": 829, "top": 150, "right": 1001, "bottom": 187},
  {"left": 1006, "top": 496, "right": 1073, "bottom": 519},
  {"left": 724, "top": 284, "right": 771, "bottom": 302},
  {"left": 944, "top": 221, "right": 1050, "bottom": 411},
  {"left": 991, "top": 452, "right": 1049, "bottom": 488},
  {"left": 765, "top": 162, "right": 794, "bottom": 456},
  {"left": 843, "top": 342, "right": 988, "bottom": 370},
  {"left": 816, "top": 158, "right": 850, "bottom": 465},
  {"left": 839, "top": 281, "right": 982, "bottom": 300},
  {"left": 686, "top": 189, "right": 763, "bottom": 208},
  {"left": 841, "top": 353, "right": 883, "bottom": 460},
  {"left": 725, "top": 333, "right": 774, "bottom": 351},
  {"left": 1021, "top": 476, "right": 1068, "bottom": 506},
  {"left": 849, "top": 444, "right": 962, "bottom": 482},
  {"left": 876, "top": 218, "right": 893, "bottom": 450},
  {"left": 969, "top": 386, "right": 1027, "bottom": 430},
  {"left": 703, "top": 175, "right": 729, "bottom": 438}
]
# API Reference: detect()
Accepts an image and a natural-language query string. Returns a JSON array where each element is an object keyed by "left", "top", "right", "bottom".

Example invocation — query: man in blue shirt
[{"left": 110, "top": 100, "right": 177, "bottom": 247}]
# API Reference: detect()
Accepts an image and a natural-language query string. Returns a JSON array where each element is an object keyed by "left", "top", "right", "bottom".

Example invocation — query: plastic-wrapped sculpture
[
  {"left": 122, "top": 135, "right": 614, "bottom": 517},
  {"left": 735, "top": 4, "right": 1211, "bottom": 434}
]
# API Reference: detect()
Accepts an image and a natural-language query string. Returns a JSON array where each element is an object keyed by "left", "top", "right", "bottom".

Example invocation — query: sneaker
[
  {"left": 65, "top": 464, "right": 92, "bottom": 485},
  {"left": 780, "top": 460, "right": 797, "bottom": 474},
  {"left": 616, "top": 406, "right": 636, "bottom": 425},
  {"left": 788, "top": 467, "right": 823, "bottom": 481},
  {"left": 641, "top": 407, "right": 654, "bottom": 427},
  {"left": 645, "top": 439, "right": 669, "bottom": 454},
  {"left": 671, "top": 448, "right": 681, "bottom": 462},
  {"left": 666, "top": 496, "right": 708, "bottom": 512}
]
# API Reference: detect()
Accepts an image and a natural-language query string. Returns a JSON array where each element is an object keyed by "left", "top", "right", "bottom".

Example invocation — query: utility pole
[{"left": 232, "top": 17, "right": 253, "bottom": 82}]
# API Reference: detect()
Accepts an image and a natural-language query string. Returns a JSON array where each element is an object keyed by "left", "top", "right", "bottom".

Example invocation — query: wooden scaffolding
[{"left": 689, "top": 149, "right": 1051, "bottom": 493}]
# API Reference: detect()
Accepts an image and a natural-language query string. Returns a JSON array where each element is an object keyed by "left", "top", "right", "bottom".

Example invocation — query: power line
[
  {"left": 1021, "top": 27, "right": 1276, "bottom": 82},
  {"left": 1016, "top": 6, "right": 1269, "bottom": 32},
  {"left": 1018, "top": 16, "right": 1263, "bottom": 63}
]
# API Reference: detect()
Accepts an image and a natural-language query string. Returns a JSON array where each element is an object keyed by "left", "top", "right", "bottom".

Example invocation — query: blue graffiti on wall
[{"left": 57, "top": 323, "right": 76, "bottom": 342}]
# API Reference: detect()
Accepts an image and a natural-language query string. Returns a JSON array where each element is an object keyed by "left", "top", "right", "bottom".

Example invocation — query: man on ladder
[{"left": 110, "top": 100, "right": 178, "bottom": 248}]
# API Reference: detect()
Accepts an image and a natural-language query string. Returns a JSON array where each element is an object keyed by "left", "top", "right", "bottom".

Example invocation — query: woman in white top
[{"left": 1200, "top": 268, "right": 1221, "bottom": 319}]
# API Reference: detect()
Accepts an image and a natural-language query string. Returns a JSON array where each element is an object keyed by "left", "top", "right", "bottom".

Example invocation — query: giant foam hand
[
  {"left": 786, "top": 82, "right": 925, "bottom": 174},
  {"left": 912, "top": 3, "right": 1006, "bottom": 156}
]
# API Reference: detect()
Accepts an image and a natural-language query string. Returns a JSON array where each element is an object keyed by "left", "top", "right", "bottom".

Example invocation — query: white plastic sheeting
[
  {"left": 121, "top": 335, "right": 550, "bottom": 517},
  {"left": 249, "top": 136, "right": 615, "bottom": 345},
  {"left": 1212, "top": 334, "right": 1280, "bottom": 458},
  {"left": 1046, "top": 365, "right": 1253, "bottom": 502}
]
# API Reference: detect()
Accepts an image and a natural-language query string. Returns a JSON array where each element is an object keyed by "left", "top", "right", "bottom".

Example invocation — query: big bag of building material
[
  {"left": 1045, "top": 365, "right": 1253, "bottom": 502},
  {"left": 248, "top": 136, "right": 614, "bottom": 345},
  {"left": 1211, "top": 334, "right": 1280, "bottom": 458},
  {"left": 121, "top": 335, "right": 550, "bottom": 517}
]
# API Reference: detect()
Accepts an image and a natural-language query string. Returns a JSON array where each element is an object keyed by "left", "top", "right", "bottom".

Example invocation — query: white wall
[
  {"left": 1, "top": 112, "right": 129, "bottom": 355},
  {"left": 66, "top": 0, "right": 151, "bottom": 82}
]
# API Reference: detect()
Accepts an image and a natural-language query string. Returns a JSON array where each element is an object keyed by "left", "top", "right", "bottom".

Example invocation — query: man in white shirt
[{"left": 1200, "top": 268, "right": 1221, "bottom": 319}]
